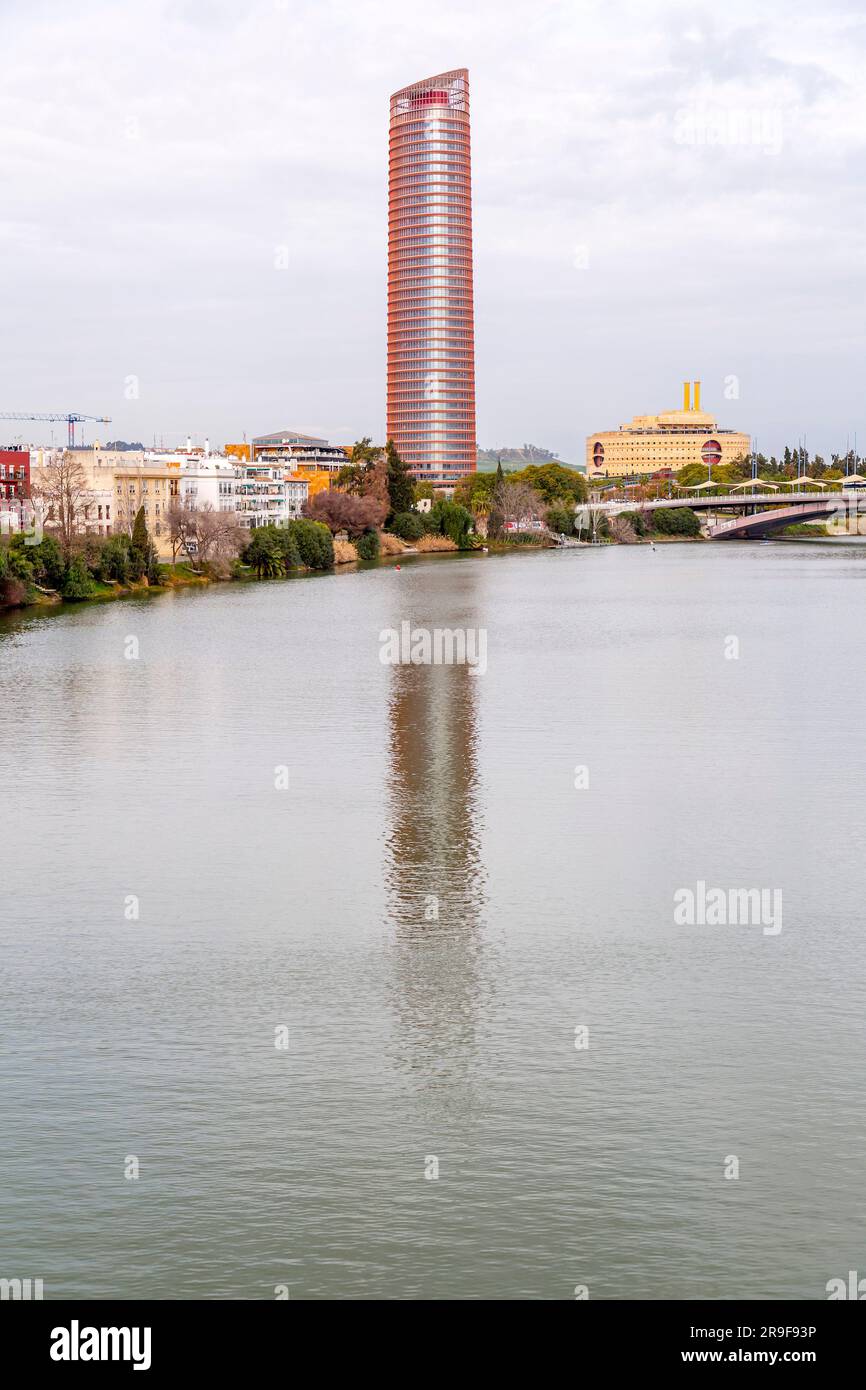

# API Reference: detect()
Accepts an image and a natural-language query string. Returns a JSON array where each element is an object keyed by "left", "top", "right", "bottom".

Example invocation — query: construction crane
[{"left": 0, "top": 412, "right": 112, "bottom": 447}]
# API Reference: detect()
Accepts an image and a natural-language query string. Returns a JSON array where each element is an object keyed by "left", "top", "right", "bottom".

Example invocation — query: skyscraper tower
[{"left": 387, "top": 68, "right": 477, "bottom": 490}]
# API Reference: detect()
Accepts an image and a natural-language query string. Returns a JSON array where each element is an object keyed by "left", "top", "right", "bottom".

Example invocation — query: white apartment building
[
  {"left": 285, "top": 474, "right": 309, "bottom": 518},
  {"left": 236, "top": 460, "right": 292, "bottom": 529},
  {"left": 146, "top": 451, "right": 306, "bottom": 527},
  {"left": 173, "top": 455, "right": 242, "bottom": 513}
]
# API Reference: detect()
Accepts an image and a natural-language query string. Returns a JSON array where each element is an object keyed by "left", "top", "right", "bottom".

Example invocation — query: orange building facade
[
  {"left": 387, "top": 68, "right": 476, "bottom": 491},
  {"left": 295, "top": 466, "right": 334, "bottom": 499}
]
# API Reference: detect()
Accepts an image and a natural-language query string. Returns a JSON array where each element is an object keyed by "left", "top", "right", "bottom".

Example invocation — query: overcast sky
[{"left": 1, "top": 0, "right": 864, "bottom": 461}]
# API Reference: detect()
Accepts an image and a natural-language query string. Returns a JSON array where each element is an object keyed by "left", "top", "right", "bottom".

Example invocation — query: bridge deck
[
  {"left": 581, "top": 492, "right": 855, "bottom": 513},
  {"left": 575, "top": 493, "right": 861, "bottom": 540}
]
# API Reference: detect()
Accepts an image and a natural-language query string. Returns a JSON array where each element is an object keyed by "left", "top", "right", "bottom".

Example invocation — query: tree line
[{"left": 1, "top": 439, "right": 595, "bottom": 609}]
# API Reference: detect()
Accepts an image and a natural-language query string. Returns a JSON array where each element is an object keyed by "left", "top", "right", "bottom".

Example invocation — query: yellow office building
[{"left": 587, "top": 382, "right": 750, "bottom": 480}]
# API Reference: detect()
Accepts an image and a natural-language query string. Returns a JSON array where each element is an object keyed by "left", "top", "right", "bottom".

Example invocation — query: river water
[{"left": 1, "top": 542, "right": 864, "bottom": 1300}]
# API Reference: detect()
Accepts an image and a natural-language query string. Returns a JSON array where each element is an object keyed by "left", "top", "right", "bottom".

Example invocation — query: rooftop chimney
[
  {"left": 693, "top": 380, "right": 701, "bottom": 412},
  {"left": 683, "top": 381, "right": 691, "bottom": 412}
]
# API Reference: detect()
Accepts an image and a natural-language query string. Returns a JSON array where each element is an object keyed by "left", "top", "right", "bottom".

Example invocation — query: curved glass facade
[{"left": 387, "top": 68, "right": 476, "bottom": 489}]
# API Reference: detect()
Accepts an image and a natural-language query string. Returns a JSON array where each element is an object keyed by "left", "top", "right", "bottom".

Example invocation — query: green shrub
[
  {"left": 652, "top": 507, "right": 702, "bottom": 537},
  {"left": 0, "top": 552, "right": 27, "bottom": 606},
  {"left": 274, "top": 528, "right": 301, "bottom": 571},
  {"left": 62, "top": 554, "right": 95, "bottom": 601},
  {"left": 95, "top": 535, "right": 132, "bottom": 582},
  {"left": 355, "top": 528, "right": 380, "bottom": 561},
  {"left": 545, "top": 506, "right": 574, "bottom": 535},
  {"left": 24, "top": 534, "right": 65, "bottom": 587},
  {"left": 6, "top": 540, "right": 34, "bottom": 581},
  {"left": 618, "top": 510, "right": 649, "bottom": 537},
  {"left": 241, "top": 528, "right": 284, "bottom": 578},
  {"left": 286, "top": 518, "right": 334, "bottom": 570},
  {"left": 428, "top": 499, "right": 473, "bottom": 547},
  {"left": 391, "top": 511, "right": 425, "bottom": 542}
]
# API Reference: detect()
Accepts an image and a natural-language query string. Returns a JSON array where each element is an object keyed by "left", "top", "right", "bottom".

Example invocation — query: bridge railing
[{"left": 580, "top": 492, "right": 860, "bottom": 514}]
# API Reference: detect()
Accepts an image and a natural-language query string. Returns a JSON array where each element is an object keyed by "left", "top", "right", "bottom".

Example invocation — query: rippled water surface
[{"left": 1, "top": 543, "right": 865, "bottom": 1299}]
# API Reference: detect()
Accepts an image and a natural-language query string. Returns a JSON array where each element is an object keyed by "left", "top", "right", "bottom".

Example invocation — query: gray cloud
[{"left": 0, "top": 0, "right": 863, "bottom": 460}]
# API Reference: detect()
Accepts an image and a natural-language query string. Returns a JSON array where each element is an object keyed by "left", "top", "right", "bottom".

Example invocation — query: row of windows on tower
[
  {"left": 390, "top": 237, "right": 471, "bottom": 250},
  {"left": 390, "top": 282, "right": 472, "bottom": 293},
  {"left": 392, "top": 184, "right": 469, "bottom": 194},
  {"left": 389, "top": 354, "right": 474, "bottom": 364},
  {"left": 390, "top": 258, "right": 474, "bottom": 270},
  {"left": 391, "top": 162, "right": 469, "bottom": 176},
  {"left": 390, "top": 217, "right": 471, "bottom": 228},
  {"left": 391, "top": 177, "right": 470, "bottom": 190},
  {"left": 388, "top": 373, "right": 473, "bottom": 382},
  {"left": 390, "top": 312, "right": 473, "bottom": 324},
  {"left": 390, "top": 323, "right": 473, "bottom": 333},
  {"left": 390, "top": 214, "right": 472, "bottom": 225},
  {"left": 391, "top": 199, "right": 471, "bottom": 212},
  {"left": 397, "top": 125, "right": 468, "bottom": 138}
]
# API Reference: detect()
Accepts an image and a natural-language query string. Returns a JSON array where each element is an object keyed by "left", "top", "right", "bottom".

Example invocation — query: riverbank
[
  {"left": 0, "top": 518, "right": 713, "bottom": 618},
  {"left": 0, "top": 541, "right": 480, "bottom": 617},
  {"left": 0, "top": 561, "right": 213, "bottom": 614}
]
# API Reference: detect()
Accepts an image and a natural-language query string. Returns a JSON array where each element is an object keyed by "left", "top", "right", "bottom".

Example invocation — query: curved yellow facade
[{"left": 587, "top": 381, "right": 750, "bottom": 479}]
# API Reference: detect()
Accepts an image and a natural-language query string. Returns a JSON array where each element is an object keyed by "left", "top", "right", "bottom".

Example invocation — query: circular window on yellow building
[{"left": 701, "top": 439, "right": 722, "bottom": 467}]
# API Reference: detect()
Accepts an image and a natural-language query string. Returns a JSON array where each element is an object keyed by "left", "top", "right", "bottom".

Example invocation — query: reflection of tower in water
[
  {"left": 386, "top": 658, "right": 485, "bottom": 923},
  {"left": 384, "top": 655, "right": 493, "bottom": 1112}
]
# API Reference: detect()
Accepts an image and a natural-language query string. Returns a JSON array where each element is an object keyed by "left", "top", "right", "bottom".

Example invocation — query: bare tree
[
  {"left": 500, "top": 480, "right": 544, "bottom": 530},
  {"left": 193, "top": 505, "right": 244, "bottom": 567},
  {"left": 167, "top": 501, "right": 198, "bottom": 565},
  {"left": 167, "top": 502, "right": 243, "bottom": 569},
  {"left": 31, "top": 451, "right": 92, "bottom": 558},
  {"left": 608, "top": 515, "right": 639, "bottom": 544}
]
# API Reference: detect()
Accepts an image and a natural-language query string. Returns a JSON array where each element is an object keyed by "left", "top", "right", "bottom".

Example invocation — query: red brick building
[{"left": 0, "top": 448, "right": 30, "bottom": 508}]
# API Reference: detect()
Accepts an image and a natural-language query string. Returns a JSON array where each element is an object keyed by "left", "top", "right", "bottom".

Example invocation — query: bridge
[{"left": 577, "top": 492, "right": 864, "bottom": 540}]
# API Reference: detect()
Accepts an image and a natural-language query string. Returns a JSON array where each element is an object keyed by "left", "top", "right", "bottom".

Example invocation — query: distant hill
[{"left": 477, "top": 444, "right": 583, "bottom": 473}]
